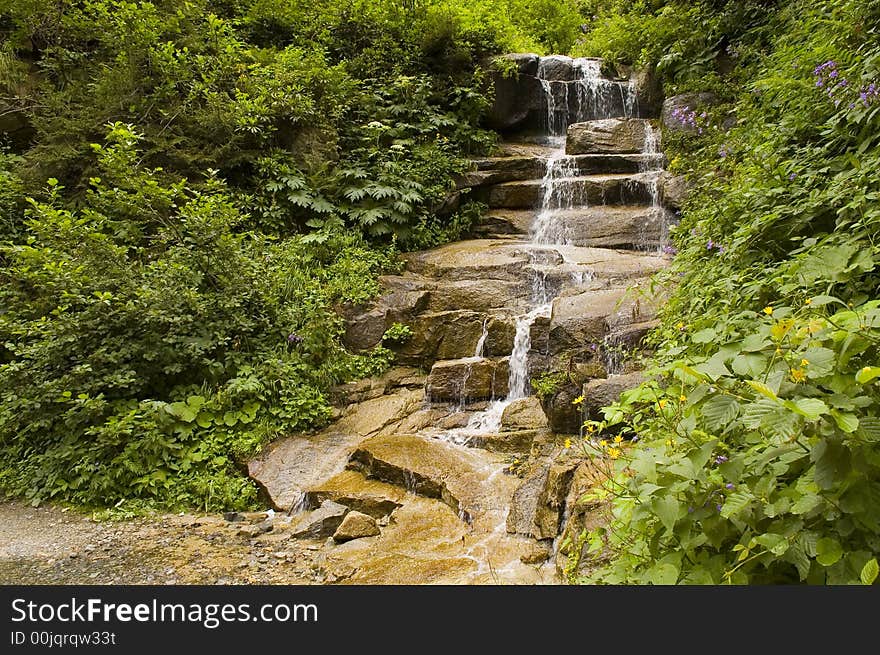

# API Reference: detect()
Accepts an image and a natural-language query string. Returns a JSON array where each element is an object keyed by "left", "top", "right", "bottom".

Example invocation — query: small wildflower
[
  {"left": 715, "top": 455, "right": 728, "bottom": 464},
  {"left": 725, "top": 483, "right": 734, "bottom": 490},
  {"left": 789, "top": 172, "right": 797, "bottom": 181},
  {"left": 804, "top": 298, "right": 812, "bottom": 305},
  {"left": 607, "top": 447, "right": 621, "bottom": 460},
  {"left": 613, "top": 435, "right": 623, "bottom": 444},
  {"left": 679, "top": 395, "right": 687, "bottom": 402},
  {"left": 658, "top": 399, "right": 668, "bottom": 409},
  {"left": 800, "top": 358, "right": 809, "bottom": 367},
  {"left": 564, "top": 438, "right": 572, "bottom": 449},
  {"left": 586, "top": 424, "right": 596, "bottom": 433},
  {"left": 599, "top": 439, "right": 608, "bottom": 448},
  {"left": 665, "top": 439, "right": 674, "bottom": 447},
  {"left": 676, "top": 321, "right": 686, "bottom": 331},
  {"left": 763, "top": 306, "right": 774, "bottom": 315},
  {"left": 790, "top": 368, "right": 807, "bottom": 383},
  {"left": 572, "top": 395, "right": 584, "bottom": 405},
  {"left": 716, "top": 504, "right": 723, "bottom": 512}
]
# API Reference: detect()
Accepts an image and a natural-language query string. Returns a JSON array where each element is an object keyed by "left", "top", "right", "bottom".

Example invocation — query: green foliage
[
  {"left": 0, "top": 126, "right": 395, "bottom": 510},
  {"left": 382, "top": 323, "right": 414, "bottom": 345},
  {"left": 573, "top": 0, "right": 880, "bottom": 584},
  {"left": 531, "top": 372, "right": 567, "bottom": 400}
]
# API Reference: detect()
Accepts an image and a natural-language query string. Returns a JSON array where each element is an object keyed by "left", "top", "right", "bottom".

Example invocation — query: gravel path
[{"left": 0, "top": 501, "right": 338, "bottom": 585}]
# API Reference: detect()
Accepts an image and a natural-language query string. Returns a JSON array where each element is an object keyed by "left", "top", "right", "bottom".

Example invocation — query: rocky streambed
[{"left": 1, "top": 55, "right": 682, "bottom": 586}]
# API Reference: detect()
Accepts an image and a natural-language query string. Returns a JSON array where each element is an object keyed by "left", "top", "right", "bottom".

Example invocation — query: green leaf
[
  {"left": 700, "top": 395, "right": 740, "bottom": 430},
  {"left": 692, "top": 328, "right": 717, "bottom": 343},
  {"left": 857, "top": 417, "right": 880, "bottom": 442},
  {"left": 789, "top": 398, "right": 829, "bottom": 420},
  {"left": 755, "top": 533, "right": 789, "bottom": 556},
  {"left": 167, "top": 402, "right": 197, "bottom": 423},
  {"left": 648, "top": 561, "right": 680, "bottom": 585},
  {"left": 860, "top": 558, "right": 879, "bottom": 585},
  {"left": 746, "top": 380, "right": 779, "bottom": 401},
  {"left": 652, "top": 496, "right": 680, "bottom": 533},
  {"left": 831, "top": 411, "right": 859, "bottom": 433},
  {"left": 791, "top": 493, "right": 822, "bottom": 515},
  {"left": 855, "top": 366, "right": 880, "bottom": 384},
  {"left": 721, "top": 490, "right": 753, "bottom": 518},
  {"left": 695, "top": 353, "right": 731, "bottom": 381},
  {"left": 801, "top": 347, "right": 835, "bottom": 378},
  {"left": 816, "top": 538, "right": 843, "bottom": 566}
]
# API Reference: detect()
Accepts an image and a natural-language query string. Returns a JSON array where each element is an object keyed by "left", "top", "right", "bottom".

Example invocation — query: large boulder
[
  {"left": 538, "top": 55, "right": 577, "bottom": 81},
  {"left": 566, "top": 118, "right": 651, "bottom": 155},
  {"left": 658, "top": 171, "right": 690, "bottom": 210},
  {"left": 500, "top": 396, "right": 548, "bottom": 431},
  {"left": 542, "top": 382, "right": 584, "bottom": 435},
  {"left": 484, "top": 61, "right": 545, "bottom": 132},
  {"left": 581, "top": 372, "right": 645, "bottom": 421},
  {"left": 548, "top": 288, "right": 627, "bottom": 356},
  {"left": 426, "top": 357, "right": 509, "bottom": 402},
  {"left": 506, "top": 459, "right": 578, "bottom": 539}
]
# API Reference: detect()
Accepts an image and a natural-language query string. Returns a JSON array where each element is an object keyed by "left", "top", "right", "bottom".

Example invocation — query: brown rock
[
  {"left": 332, "top": 511, "right": 381, "bottom": 542},
  {"left": 581, "top": 373, "right": 646, "bottom": 421},
  {"left": 426, "top": 357, "right": 510, "bottom": 402},
  {"left": 500, "top": 397, "right": 548, "bottom": 431},
  {"left": 566, "top": 119, "right": 651, "bottom": 155}
]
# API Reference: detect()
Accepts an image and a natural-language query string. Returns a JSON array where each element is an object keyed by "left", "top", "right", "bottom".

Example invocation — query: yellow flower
[
  {"left": 564, "top": 438, "right": 572, "bottom": 449},
  {"left": 665, "top": 439, "right": 674, "bottom": 447},
  {"left": 763, "top": 306, "right": 774, "bottom": 315},
  {"left": 608, "top": 447, "right": 621, "bottom": 460},
  {"left": 676, "top": 321, "right": 686, "bottom": 330},
  {"left": 800, "top": 358, "right": 809, "bottom": 367},
  {"left": 804, "top": 298, "right": 812, "bottom": 305},
  {"left": 586, "top": 424, "right": 595, "bottom": 433},
  {"left": 679, "top": 394, "right": 687, "bottom": 402},
  {"left": 613, "top": 435, "right": 623, "bottom": 444},
  {"left": 790, "top": 368, "right": 806, "bottom": 383},
  {"left": 775, "top": 347, "right": 782, "bottom": 355},
  {"left": 599, "top": 439, "right": 608, "bottom": 448},
  {"left": 658, "top": 399, "right": 668, "bottom": 409},
  {"left": 572, "top": 395, "right": 584, "bottom": 405}
]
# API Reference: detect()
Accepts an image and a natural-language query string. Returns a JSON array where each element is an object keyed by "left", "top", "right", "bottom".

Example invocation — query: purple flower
[
  {"left": 715, "top": 455, "right": 728, "bottom": 464},
  {"left": 789, "top": 172, "right": 797, "bottom": 181},
  {"left": 706, "top": 239, "right": 715, "bottom": 250},
  {"left": 716, "top": 504, "right": 723, "bottom": 512},
  {"left": 662, "top": 244, "right": 678, "bottom": 255},
  {"left": 725, "top": 483, "right": 734, "bottom": 489},
  {"left": 287, "top": 333, "right": 303, "bottom": 345}
]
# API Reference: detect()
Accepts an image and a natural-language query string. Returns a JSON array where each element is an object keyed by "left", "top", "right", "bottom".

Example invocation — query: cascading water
[
  {"left": 441, "top": 57, "right": 646, "bottom": 441},
  {"left": 540, "top": 58, "right": 639, "bottom": 137},
  {"left": 637, "top": 121, "right": 669, "bottom": 252}
]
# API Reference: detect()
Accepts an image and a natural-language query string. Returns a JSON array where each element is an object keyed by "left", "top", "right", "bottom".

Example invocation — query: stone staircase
[{"left": 246, "top": 57, "right": 676, "bottom": 584}]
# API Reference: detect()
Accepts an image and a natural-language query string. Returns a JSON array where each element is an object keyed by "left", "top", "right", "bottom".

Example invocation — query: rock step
[
  {"left": 462, "top": 153, "right": 665, "bottom": 188},
  {"left": 474, "top": 205, "right": 667, "bottom": 249},
  {"left": 566, "top": 118, "right": 657, "bottom": 155},
  {"left": 304, "top": 470, "right": 406, "bottom": 519},
  {"left": 426, "top": 356, "right": 510, "bottom": 403},
  {"left": 487, "top": 174, "right": 655, "bottom": 209},
  {"left": 347, "top": 434, "right": 513, "bottom": 522}
]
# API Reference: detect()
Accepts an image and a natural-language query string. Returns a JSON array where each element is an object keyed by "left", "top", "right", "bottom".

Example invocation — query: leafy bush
[
  {"left": 570, "top": 0, "right": 880, "bottom": 584},
  {"left": 0, "top": 125, "right": 395, "bottom": 509}
]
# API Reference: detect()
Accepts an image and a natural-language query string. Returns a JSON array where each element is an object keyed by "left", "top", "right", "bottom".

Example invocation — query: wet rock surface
[{"left": 2, "top": 55, "right": 676, "bottom": 586}]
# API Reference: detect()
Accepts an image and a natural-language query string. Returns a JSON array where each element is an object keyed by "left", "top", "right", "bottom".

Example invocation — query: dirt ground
[{"left": 0, "top": 501, "right": 338, "bottom": 585}]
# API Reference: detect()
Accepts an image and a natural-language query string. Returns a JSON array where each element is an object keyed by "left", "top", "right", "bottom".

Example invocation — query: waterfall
[
  {"left": 474, "top": 318, "right": 489, "bottom": 358},
  {"left": 539, "top": 58, "right": 639, "bottom": 136},
  {"left": 440, "top": 57, "right": 648, "bottom": 440},
  {"left": 637, "top": 121, "right": 668, "bottom": 252}
]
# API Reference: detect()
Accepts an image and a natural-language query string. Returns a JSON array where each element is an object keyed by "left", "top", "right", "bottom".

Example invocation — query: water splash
[
  {"left": 637, "top": 121, "right": 669, "bottom": 252},
  {"left": 474, "top": 318, "right": 489, "bottom": 358}
]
